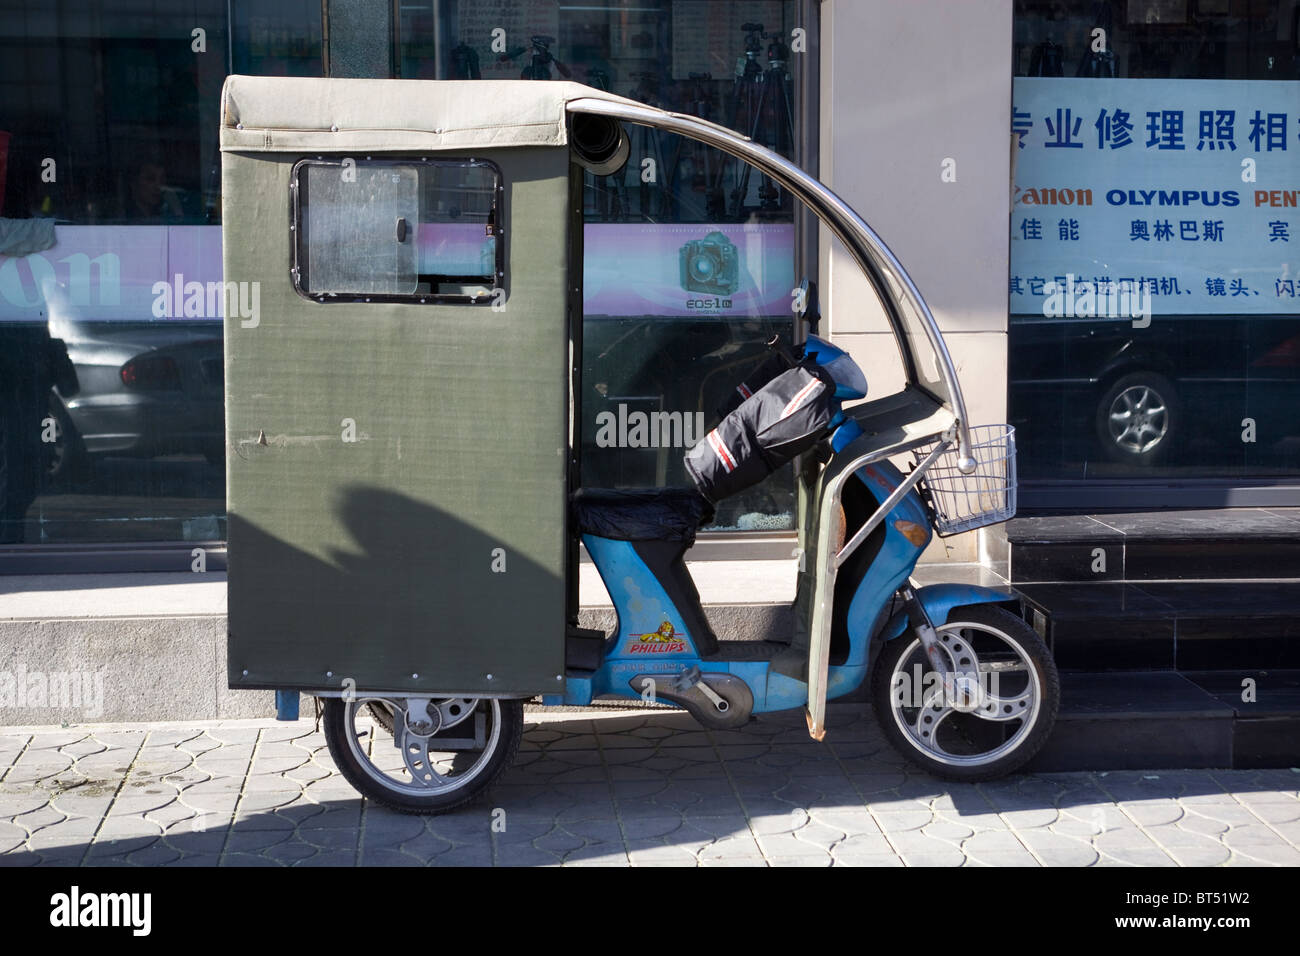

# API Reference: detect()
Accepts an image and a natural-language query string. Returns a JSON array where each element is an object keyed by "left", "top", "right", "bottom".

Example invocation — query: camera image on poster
[
  {"left": 679, "top": 230, "right": 740, "bottom": 299},
  {"left": 584, "top": 222, "right": 794, "bottom": 317}
]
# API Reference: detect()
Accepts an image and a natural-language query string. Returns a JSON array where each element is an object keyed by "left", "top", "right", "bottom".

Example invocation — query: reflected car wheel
[
  {"left": 1095, "top": 372, "right": 1180, "bottom": 465},
  {"left": 43, "top": 399, "right": 91, "bottom": 486}
]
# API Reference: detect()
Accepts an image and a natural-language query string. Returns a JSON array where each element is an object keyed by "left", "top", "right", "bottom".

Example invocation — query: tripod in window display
[
  {"left": 715, "top": 22, "right": 796, "bottom": 220},
  {"left": 623, "top": 71, "right": 673, "bottom": 221},
  {"left": 499, "top": 35, "right": 571, "bottom": 80},
  {"left": 622, "top": 69, "right": 734, "bottom": 224},
  {"left": 1076, "top": 1, "right": 1117, "bottom": 78},
  {"left": 664, "top": 71, "right": 727, "bottom": 222},
  {"left": 584, "top": 67, "right": 675, "bottom": 223}
]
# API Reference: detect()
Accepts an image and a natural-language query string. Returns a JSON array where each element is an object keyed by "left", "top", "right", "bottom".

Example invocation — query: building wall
[{"left": 820, "top": 0, "right": 1014, "bottom": 562}]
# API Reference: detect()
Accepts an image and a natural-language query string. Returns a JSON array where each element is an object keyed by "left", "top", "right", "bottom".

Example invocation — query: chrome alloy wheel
[
  {"left": 342, "top": 696, "right": 501, "bottom": 797},
  {"left": 886, "top": 620, "right": 1043, "bottom": 769},
  {"left": 1107, "top": 384, "right": 1169, "bottom": 455}
]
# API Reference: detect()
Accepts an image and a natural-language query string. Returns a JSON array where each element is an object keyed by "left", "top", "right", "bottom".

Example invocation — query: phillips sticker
[{"left": 626, "top": 621, "right": 687, "bottom": 655}]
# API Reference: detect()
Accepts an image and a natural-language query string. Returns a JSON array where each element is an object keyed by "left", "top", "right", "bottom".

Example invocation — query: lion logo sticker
[{"left": 626, "top": 620, "right": 687, "bottom": 654}]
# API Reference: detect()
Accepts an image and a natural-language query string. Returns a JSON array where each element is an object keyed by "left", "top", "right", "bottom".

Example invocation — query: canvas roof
[{"left": 219, "top": 75, "right": 647, "bottom": 153}]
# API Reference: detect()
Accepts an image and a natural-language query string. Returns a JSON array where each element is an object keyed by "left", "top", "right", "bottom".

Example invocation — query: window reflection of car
[
  {"left": 45, "top": 314, "right": 224, "bottom": 483},
  {"left": 1008, "top": 314, "right": 1300, "bottom": 470}
]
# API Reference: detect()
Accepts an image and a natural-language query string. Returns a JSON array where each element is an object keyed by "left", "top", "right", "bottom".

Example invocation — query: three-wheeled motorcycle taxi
[{"left": 220, "top": 75, "right": 1059, "bottom": 814}]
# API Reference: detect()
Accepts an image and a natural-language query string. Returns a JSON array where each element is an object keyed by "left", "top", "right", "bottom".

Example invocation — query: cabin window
[{"left": 291, "top": 158, "right": 502, "bottom": 302}]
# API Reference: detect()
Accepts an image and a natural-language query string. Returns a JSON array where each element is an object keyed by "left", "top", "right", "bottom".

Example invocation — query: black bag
[
  {"left": 572, "top": 488, "right": 712, "bottom": 542},
  {"left": 684, "top": 361, "right": 835, "bottom": 504},
  {"left": 714, "top": 351, "right": 792, "bottom": 419}
]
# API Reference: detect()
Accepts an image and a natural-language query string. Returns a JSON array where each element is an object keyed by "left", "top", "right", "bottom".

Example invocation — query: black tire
[
  {"left": 367, "top": 701, "right": 396, "bottom": 734},
  {"left": 323, "top": 696, "right": 523, "bottom": 815},
  {"left": 1095, "top": 371, "right": 1180, "bottom": 465},
  {"left": 870, "top": 605, "right": 1059, "bottom": 782}
]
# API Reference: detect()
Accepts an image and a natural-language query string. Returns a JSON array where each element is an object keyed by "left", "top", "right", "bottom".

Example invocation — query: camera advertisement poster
[
  {"left": 583, "top": 222, "right": 795, "bottom": 317},
  {"left": 1010, "top": 77, "right": 1300, "bottom": 317}
]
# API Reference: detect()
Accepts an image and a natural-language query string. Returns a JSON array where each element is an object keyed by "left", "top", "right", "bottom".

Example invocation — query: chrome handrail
[
  {"left": 803, "top": 430, "right": 951, "bottom": 740},
  {"left": 835, "top": 438, "right": 951, "bottom": 569}
]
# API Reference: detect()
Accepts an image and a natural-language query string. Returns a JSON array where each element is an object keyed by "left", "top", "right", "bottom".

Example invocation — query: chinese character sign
[{"left": 1010, "top": 78, "right": 1299, "bottom": 316}]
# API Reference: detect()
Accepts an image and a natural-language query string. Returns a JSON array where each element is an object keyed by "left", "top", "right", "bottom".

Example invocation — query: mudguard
[{"left": 880, "top": 583, "right": 1017, "bottom": 641}]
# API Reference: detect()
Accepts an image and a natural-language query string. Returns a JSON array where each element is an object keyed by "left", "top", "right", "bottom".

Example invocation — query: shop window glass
[
  {"left": 398, "top": 0, "right": 807, "bottom": 530},
  {"left": 1010, "top": 0, "right": 1300, "bottom": 481},
  {"left": 0, "top": 0, "right": 321, "bottom": 546}
]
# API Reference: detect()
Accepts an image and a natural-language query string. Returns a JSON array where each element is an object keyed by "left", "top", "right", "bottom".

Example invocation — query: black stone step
[
  {"left": 1016, "top": 581, "right": 1300, "bottom": 671},
  {"left": 1181, "top": 670, "right": 1300, "bottom": 769},
  {"left": 1002, "top": 509, "right": 1300, "bottom": 583},
  {"left": 1031, "top": 670, "right": 1300, "bottom": 771}
]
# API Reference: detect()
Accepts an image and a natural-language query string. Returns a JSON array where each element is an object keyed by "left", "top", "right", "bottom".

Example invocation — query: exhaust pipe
[{"left": 570, "top": 113, "right": 629, "bottom": 176}]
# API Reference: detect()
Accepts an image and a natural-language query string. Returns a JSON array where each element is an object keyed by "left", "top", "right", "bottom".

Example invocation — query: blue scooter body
[{"left": 545, "top": 337, "right": 1010, "bottom": 716}]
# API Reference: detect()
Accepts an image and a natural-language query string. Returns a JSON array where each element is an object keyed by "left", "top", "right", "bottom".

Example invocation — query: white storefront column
[{"left": 820, "top": 0, "right": 1015, "bottom": 563}]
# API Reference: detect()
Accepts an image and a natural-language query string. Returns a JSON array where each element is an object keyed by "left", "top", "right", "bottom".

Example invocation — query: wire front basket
[{"left": 914, "top": 424, "right": 1017, "bottom": 536}]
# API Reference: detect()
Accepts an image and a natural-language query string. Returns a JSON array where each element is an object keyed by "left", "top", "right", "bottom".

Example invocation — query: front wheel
[
  {"left": 323, "top": 696, "right": 522, "bottom": 814},
  {"left": 870, "top": 605, "right": 1059, "bottom": 781}
]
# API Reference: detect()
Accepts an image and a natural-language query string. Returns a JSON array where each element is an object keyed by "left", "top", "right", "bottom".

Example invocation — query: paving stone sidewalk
[{"left": 0, "top": 703, "right": 1297, "bottom": 867}]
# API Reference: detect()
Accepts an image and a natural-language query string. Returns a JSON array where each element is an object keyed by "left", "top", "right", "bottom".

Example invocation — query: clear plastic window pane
[{"left": 299, "top": 163, "right": 420, "bottom": 295}]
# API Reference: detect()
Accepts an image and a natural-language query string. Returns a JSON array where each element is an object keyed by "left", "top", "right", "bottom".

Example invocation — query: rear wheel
[
  {"left": 43, "top": 398, "right": 91, "bottom": 486},
  {"left": 323, "top": 696, "right": 522, "bottom": 814},
  {"left": 871, "top": 605, "right": 1058, "bottom": 781}
]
